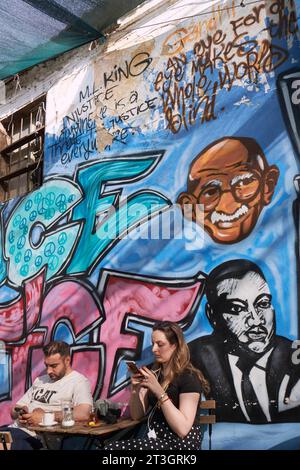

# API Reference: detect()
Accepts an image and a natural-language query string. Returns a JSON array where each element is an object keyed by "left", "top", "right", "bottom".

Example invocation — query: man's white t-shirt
[{"left": 11, "top": 370, "right": 93, "bottom": 435}]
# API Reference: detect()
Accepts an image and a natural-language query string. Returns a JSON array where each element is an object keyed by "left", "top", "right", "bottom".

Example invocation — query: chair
[
  {"left": 0, "top": 431, "right": 12, "bottom": 451},
  {"left": 199, "top": 399, "right": 216, "bottom": 450}
]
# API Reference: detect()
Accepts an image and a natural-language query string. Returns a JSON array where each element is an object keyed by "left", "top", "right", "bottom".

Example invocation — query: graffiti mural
[
  {"left": 1, "top": 0, "right": 300, "bottom": 449},
  {"left": 177, "top": 136, "right": 280, "bottom": 243},
  {"left": 189, "top": 259, "right": 300, "bottom": 423}
]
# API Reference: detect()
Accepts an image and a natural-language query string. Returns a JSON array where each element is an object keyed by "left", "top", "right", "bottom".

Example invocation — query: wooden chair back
[
  {"left": 199, "top": 399, "right": 216, "bottom": 450},
  {"left": 0, "top": 431, "right": 13, "bottom": 451}
]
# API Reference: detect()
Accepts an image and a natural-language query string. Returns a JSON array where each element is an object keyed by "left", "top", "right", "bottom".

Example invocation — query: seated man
[{"left": 0, "top": 341, "right": 93, "bottom": 450}]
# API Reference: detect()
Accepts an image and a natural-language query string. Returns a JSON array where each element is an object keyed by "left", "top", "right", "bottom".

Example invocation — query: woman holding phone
[{"left": 105, "top": 320, "right": 209, "bottom": 450}]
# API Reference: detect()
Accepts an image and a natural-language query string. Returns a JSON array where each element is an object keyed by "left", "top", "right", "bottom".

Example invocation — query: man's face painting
[
  {"left": 214, "top": 272, "right": 275, "bottom": 353},
  {"left": 178, "top": 139, "right": 279, "bottom": 244}
]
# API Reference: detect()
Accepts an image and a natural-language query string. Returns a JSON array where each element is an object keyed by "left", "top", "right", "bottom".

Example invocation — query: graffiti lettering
[
  {"left": 0, "top": 273, "right": 103, "bottom": 423},
  {"left": 65, "top": 105, "right": 95, "bottom": 124},
  {"left": 155, "top": 2, "right": 289, "bottom": 133},
  {"left": 5, "top": 180, "right": 82, "bottom": 286},
  {"left": 104, "top": 98, "right": 157, "bottom": 129},
  {"left": 48, "top": 110, "right": 98, "bottom": 165},
  {"left": 103, "top": 53, "right": 153, "bottom": 89},
  {"left": 292, "top": 340, "right": 300, "bottom": 365},
  {"left": 105, "top": 126, "right": 141, "bottom": 149},
  {"left": 0, "top": 205, "right": 6, "bottom": 285},
  {"left": 0, "top": 270, "right": 44, "bottom": 341},
  {"left": 68, "top": 154, "right": 169, "bottom": 275},
  {"left": 161, "top": 79, "right": 218, "bottom": 133},
  {"left": 230, "top": 5, "right": 264, "bottom": 38},
  {"left": 115, "top": 97, "right": 158, "bottom": 122},
  {"left": 291, "top": 80, "right": 300, "bottom": 104},
  {"left": 60, "top": 137, "right": 97, "bottom": 165},
  {"left": 79, "top": 84, "right": 118, "bottom": 104},
  {"left": 7, "top": 330, "right": 45, "bottom": 422},
  {"left": 192, "top": 32, "right": 288, "bottom": 75},
  {"left": 96, "top": 92, "right": 158, "bottom": 151},
  {"left": 79, "top": 83, "right": 99, "bottom": 102},
  {"left": 266, "top": 0, "right": 298, "bottom": 39},
  {"left": 97, "top": 269, "right": 205, "bottom": 397},
  {"left": 0, "top": 268, "right": 204, "bottom": 422},
  {"left": 161, "top": 1, "right": 236, "bottom": 55},
  {"left": 1, "top": 155, "right": 169, "bottom": 286}
]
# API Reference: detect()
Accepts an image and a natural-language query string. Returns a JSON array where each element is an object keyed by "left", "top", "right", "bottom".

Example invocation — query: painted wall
[{"left": 1, "top": 0, "right": 300, "bottom": 449}]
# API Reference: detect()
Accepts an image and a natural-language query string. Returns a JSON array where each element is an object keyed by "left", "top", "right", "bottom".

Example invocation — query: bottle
[
  {"left": 88, "top": 405, "right": 97, "bottom": 426},
  {"left": 61, "top": 400, "right": 75, "bottom": 427}
]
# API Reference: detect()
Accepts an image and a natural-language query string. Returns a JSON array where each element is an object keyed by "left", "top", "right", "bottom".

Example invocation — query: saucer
[{"left": 38, "top": 421, "right": 58, "bottom": 427}]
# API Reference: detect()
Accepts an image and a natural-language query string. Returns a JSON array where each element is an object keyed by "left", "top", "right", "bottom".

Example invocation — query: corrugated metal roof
[{"left": 0, "top": 0, "right": 146, "bottom": 80}]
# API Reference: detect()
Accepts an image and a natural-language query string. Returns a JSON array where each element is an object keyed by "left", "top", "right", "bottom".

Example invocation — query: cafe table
[{"left": 28, "top": 418, "right": 141, "bottom": 450}]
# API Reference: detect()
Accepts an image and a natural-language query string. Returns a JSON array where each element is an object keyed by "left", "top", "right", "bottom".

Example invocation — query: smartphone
[
  {"left": 15, "top": 406, "right": 26, "bottom": 416},
  {"left": 126, "top": 361, "right": 141, "bottom": 374}
]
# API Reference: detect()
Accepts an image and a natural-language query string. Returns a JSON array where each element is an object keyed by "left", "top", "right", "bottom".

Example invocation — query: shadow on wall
[
  {"left": 269, "top": 436, "right": 300, "bottom": 450},
  {"left": 201, "top": 423, "right": 300, "bottom": 450}
]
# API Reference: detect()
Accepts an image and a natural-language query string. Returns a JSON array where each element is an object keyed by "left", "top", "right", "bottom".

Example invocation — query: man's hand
[
  {"left": 11, "top": 405, "right": 28, "bottom": 420},
  {"left": 20, "top": 408, "right": 44, "bottom": 426}
]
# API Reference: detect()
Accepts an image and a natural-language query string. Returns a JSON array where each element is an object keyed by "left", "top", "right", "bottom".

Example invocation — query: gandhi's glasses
[{"left": 197, "top": 174, "right": 261, "bottom": 210}]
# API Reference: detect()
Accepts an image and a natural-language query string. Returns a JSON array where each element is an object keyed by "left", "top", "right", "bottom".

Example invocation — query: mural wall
[{"left": 1, "top": 0, "right": 300, "bottom": 448}]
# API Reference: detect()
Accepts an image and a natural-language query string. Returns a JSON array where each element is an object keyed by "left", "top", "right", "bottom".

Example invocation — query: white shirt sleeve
[
  {"left": 16, "top": 379, "right": 36, "bottom": 407},
  {"left": 72, "top": 376, "right": 93, "bottom": 406}
]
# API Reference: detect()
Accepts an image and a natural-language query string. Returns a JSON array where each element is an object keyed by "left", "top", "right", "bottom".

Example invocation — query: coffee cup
[{"left": 43, "top": 412, "right": 55, "bottom": 426}]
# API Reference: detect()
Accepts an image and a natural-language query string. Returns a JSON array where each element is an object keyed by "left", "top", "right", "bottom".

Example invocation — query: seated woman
[{"left": 105, "top": 320, "right": 210, "bottom": 450}]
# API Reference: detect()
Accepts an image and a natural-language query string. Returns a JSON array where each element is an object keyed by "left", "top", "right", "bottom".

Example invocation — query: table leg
[{"left": 0, "top": 435, "right": 8, "bottom": 451}]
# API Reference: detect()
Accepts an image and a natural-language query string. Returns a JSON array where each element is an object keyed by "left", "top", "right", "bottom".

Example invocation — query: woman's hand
[
  {"left": 139, "top": 366, "right": 164, "bottom": 398},
  {"left": 130, "top": 371, "right": 144, "bottom": 388}
]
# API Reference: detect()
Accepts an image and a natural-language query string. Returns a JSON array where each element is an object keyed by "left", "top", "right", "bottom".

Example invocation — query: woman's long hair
[{"left": 152, "top": 321, "right": 210, "bottom": 396}]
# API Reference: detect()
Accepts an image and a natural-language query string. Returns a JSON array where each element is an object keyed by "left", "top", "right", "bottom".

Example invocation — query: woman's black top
[{"left": 148, "top": 369, "right": 203, "bottom": 422}]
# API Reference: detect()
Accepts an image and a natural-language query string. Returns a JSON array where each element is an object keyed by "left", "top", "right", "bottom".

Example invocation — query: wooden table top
[{"left": 28, "top": 418, "right": 140, "bottom": 436}]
